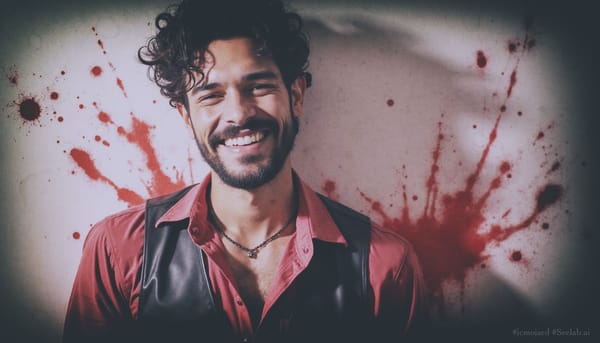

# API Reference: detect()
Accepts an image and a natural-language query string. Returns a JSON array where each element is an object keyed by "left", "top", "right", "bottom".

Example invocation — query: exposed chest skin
[{"left": 221, "top": 230, "right": 294, "bottom": 328}]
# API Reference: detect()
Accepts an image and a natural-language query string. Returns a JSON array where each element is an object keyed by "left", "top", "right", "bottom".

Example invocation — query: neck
[{"left": 209, "top": 161, "right": 296, "bottom": 241}]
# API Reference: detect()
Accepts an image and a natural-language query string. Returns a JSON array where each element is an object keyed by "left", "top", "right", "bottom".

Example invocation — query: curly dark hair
[{"left": 138, "top": 0, "right": 311, "bottom": 108}]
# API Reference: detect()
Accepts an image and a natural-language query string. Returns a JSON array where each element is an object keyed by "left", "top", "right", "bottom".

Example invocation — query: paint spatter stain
[
  {"left": 50, "top": 91, "right": 59, "bottom": 100},
  {"left": 507, "top": 68, "right": 517, "bottom": 98},
  {"left": 387, "top": 99, "right": 395, "bottom": 107},
  {"left": 91, "top": 66, "right": 102, "bottom": 77},
  {"left": 116, "top": 78, "right": 128, "bottom": 98},
  {"left": 69, "top": 148, "right": 144, "bottom": 206},
  {"left": 510, "top": 250, "right": 522, "bottom": 262},
  {"left": 97, "top": 39, "right": 107, "bottom": 54},
  {"left": 6, "top": 69, "right": 18, "bottom": 85},
  {"left": 321, "top": 179, "right": 339, "bottom": 201},
  {"left": 476, "top": 50, "right": 487, "bottom": 68},
  {"left": 71, "top": 102, "right": 187, "bottom": 202},
  {"left": 72, "top": 232, "right": 81, "bottom": 240},
  {"left": 536, "top": 131, "right": 544, "bottom": 141},
  {"left": 357, "top": 64, "right": 561, "bottom": 313},
  {"left": 19, "top": 97, "right": 42, "bottom": 121}
]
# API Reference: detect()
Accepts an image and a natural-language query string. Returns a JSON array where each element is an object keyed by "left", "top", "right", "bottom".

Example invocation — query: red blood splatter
[
  {"left": 7, "top": 70, "right": 18, "bottom": 85},
  {"left": 18, "top": 98, "right": 41, "bottom": 121},
  {"left": 387, "top": 99, "right": 395, "bottom": 107},
  {"left": 79, "top": 104, "right": 85, "bottom": 109},
  {"left": 98, "top": 111, "right": 113, "bottom": 124},
  {"left": 472, "top": 124, "right": 477, "bottom": 129},
  {"left": 77, "top": 105, "right": 187, "bottom": 197},
  {"left": 359, "top": 111, "right": 563, "bottom": 312},
  {"left": 322, "top": 179, "right": 338, "bottom": 200},
  {"left": 517, "top": 111, "right": 523, "bottom": 116},
  {"left": 476, "top": 50, "right": 487, "bottom": 68},
  {"left": 94, "top": 135, "right": 101, "bottom": 142},
  {"left": 507, "top": 68, "right": 517, "bottom": 98},
  {"left": 50, "top": 91, "right": 59, "bottom": 100},
  {"left": 542, "top": 223, "right": 549, "bottom": 230},
  {"left": 549, "top": 161, "right": 560, "bottom": 173},
  {"left": 61, "top": 70, "right": 66, "bottom": 75},
  {"left": 527, "top": 39, "right": 536, "bottom": 50},
  {"left": 91, "top": 66, "right": 102, "bottom": 77},
  {"left": 102, "top": 140, "right": 110, "bottom": 147},
  {"left": 510, "top": 251, "right": 522, "bottom": 262},
  {"left": 116, "top": 78, "right": 128, "bottom": 97},
  {"left": 69, "top": 148, "right": 144, "bottom": 206},
  {"left": 536, "top": 131, "right": 545, "bottom": 141},
  {"left": 499, "top": 161, "right": 511, "bottom": 174},
  {"left": 97, "top": 39, "right": 105, "bottom": 50},
  {"left": 152, "top": 99, "right": 157, "bottom": 104},
  {"left": 412, "top": 195, "right": 418, "bottom": 201},
  {"left": 508, "top": 41, "right": 518, "bottom": 53},
  {"left": 58, "top": 116, "right": 64, "bottom": 122},
  {"left": 72, "top": 232, "right": 81, "bottom": 240}
]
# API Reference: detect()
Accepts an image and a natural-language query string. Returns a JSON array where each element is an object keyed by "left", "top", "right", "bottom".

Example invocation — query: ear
[
  {"left": 176, "top": 102, "right": 191, "bottom": 127},
  {"left": 290, "top": 75, "right": 307, "bottom": 116}
]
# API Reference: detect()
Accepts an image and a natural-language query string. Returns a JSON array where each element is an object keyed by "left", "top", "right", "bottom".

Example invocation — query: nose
[{"left": 223, "top": 88, "right": 256, "bottom": 125}]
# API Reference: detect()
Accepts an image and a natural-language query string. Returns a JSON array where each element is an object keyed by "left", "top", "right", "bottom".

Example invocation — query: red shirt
[{"left": 63, "top": 173, "right": 425, "bottom": 342}]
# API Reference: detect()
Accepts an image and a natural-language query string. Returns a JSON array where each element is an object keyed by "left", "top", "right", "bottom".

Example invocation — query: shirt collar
[{"left": 153, "top": 171, "right": 347, "bottom": 246}]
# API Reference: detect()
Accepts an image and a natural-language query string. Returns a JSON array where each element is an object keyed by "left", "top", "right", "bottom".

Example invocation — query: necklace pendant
[{"left": 247, "top": 250, "right": 257, "bottom": 258}]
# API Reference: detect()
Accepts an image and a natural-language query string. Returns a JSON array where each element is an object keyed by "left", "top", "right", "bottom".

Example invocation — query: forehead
[{"left": 200, "top": 37, "right": 281, "bottom": 81}]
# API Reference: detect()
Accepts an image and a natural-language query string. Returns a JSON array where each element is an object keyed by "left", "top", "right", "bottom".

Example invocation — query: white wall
[{"left": 1, "top": 0, "right": 597, "bottom": 341}]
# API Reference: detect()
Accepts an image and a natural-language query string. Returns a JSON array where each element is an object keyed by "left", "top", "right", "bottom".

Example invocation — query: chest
[{"left": 221, "top": 236, "right": 292, "bottom": 321}]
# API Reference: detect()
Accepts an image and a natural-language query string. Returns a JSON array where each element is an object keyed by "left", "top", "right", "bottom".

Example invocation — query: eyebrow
[{"left": 191, "top": 70, "right": 279, "bottom": 96}]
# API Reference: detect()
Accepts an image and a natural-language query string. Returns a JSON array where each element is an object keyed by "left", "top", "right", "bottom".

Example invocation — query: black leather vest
[{"left": 137, "top": 186, "right": 372, "bottom": 342}]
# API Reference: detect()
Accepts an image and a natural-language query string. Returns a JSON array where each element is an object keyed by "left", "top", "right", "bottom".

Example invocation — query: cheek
[{"left": 190, "top": 109, "right": 219, "bottom": 138}]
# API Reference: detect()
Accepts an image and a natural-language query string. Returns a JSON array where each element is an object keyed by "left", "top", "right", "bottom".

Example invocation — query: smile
[{"left": 223, "top": 131, "right": 267, "bottom": 147}]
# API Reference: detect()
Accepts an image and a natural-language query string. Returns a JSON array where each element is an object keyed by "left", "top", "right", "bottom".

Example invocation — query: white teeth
[{"left": 223, "top": 132, "right": 265, "bottom": 147}]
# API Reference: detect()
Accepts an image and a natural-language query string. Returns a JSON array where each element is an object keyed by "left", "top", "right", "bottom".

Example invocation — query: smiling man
[{"left": 63, "top": 1, "right": 425, "bottom": 342}]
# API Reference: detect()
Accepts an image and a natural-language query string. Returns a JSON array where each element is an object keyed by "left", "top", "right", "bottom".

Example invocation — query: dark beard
[{"left": 194, "top": 115, "right": 299, "bottom": 189}]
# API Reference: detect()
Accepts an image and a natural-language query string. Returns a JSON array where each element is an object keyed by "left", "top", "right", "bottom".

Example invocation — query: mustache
[{"left": 209, "top": 118, "right": 278, "bottom": 148}]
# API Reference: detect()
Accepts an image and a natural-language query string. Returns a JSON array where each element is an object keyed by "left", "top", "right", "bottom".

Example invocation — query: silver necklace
[{"left": 212, "top": 211, "right": 296, "bottom": 258}]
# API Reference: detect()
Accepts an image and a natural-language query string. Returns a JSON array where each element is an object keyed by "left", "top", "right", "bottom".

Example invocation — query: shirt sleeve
[{"left": 62, "top": 222, "right": 133, "bottom": 342}]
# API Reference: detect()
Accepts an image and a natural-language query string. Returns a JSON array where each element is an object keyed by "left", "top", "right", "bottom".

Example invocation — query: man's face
[{"left": 179, "top": 37, "right": 305, "bottom": 189}]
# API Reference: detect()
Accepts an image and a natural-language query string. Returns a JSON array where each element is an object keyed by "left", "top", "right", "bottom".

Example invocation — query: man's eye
[
  {"left": 251, "top": 84, "right": 276, "bottom": 94},
  {"left": 198, "top": 93, "right": 222, "bottom": 103}
]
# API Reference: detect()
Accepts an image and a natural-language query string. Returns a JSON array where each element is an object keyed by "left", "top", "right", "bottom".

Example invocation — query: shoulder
[
  {"left": 84, "top": 203, "right": 147, "bottom": 252},
  {"left": 369, "top": 222, "right": 416, "bottom": 277}
]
